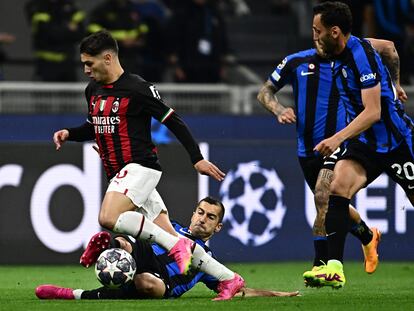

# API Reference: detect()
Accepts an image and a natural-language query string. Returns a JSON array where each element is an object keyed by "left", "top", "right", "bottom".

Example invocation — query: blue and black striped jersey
[
  {"left": 269, "top": 49, "right": 346, "bottom": 157},
  {"left": 151, "top": 221, "right": 218, "bottom": 298},
  {"left": 332, "top": 35, "right": 413, "bottom": 152}
]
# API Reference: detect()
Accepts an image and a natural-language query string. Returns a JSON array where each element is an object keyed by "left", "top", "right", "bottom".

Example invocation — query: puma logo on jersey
[{"left": 301, "top": 70, "right": 314, "bottom": 76}]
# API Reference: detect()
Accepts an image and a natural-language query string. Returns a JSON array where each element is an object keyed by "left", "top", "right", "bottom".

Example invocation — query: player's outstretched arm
[
  {"left": 235, "top": 287, "right": 300, "bottom": 297},
  {"left": 194, "top": 159, "right": 225, "bottom": 182},
  {"left": 257, "top": 80, "right": 296, "bottom": 124},
  {"left": 162, "top": 112, "right": 225, "bottom": 181},
  {"left": 53, "top": 129, "right": 69, "bottom": 151},
  {"left": 368, "top": 38, "right": 407, "bottom": 102}
]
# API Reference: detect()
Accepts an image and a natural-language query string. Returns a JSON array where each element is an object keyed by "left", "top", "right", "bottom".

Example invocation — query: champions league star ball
[
  {"left": 220, "top": 161, "right": 287, "bottom": 247},
  {"left": 95, "top": 248, "right": 137, "bottom": 288}
]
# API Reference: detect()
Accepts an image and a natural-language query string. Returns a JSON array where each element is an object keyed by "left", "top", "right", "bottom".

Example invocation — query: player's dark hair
[
  {"left": 79, "top": 30, "right": 119, "bottom": 56},
  {"left": 313, "top": 1, "right": 352, "bottom": 35},
  {"left": 198, "top": 196, "right": 225, "bottom": 223}
]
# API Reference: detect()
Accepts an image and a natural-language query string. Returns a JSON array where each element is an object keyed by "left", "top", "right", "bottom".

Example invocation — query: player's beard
[{"left": 319, "top": 35, "right": 337, "bottom": 59}]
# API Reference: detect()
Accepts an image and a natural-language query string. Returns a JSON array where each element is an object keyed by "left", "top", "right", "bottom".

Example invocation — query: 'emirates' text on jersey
[
  {"left": 331, "top": 35, "right": 414, "bottom": 153},
  {"left": 269, "top": 49, "right": 346, "bottom": 157},
  {"left": 85, "top": 73, "right": 174, "bottom": 178}
]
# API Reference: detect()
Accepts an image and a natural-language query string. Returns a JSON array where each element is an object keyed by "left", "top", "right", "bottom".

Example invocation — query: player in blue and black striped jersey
[
  {"left": 256, "top": 37, "right": 405, "bottom": 274},
  {"left": 304, "top": 1, "right": 414, "bottom": 289},
  {"left": 35, "top": 197, "right": 299, "bottom": 300}
]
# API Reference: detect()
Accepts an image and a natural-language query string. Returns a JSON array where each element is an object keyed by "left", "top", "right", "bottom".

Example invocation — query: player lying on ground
[
  {"left": 53, "top": 30, "right": 243, "bottom": 300},
  {"left": 35, "top": 197, "right": 299, "bottom": 300}
]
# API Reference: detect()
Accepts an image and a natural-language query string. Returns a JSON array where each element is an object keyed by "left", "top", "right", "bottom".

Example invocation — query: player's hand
[
  {"left": 276, "top": 107, "right": 296, "bottom": 124},
  {"left": 53, "top": 129, "right": 69, "bottom": 151},
  {"left": 194, "top": 159, "right": 226, "bottom": 181},
  {"left": 262, "top": 290, "right": 300, "bottom": 297},
  {"left": 235, "top": 287, "right": 300, "bottom": 297},
  {"left": 396, "top": 84, "right": 408, "bottom": 102},
  {"left": 314, "top": 136, "right": 342, "bottom": 157}
]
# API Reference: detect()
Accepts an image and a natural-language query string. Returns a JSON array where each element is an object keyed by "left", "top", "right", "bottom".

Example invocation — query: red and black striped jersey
[{"left": 68, "top": 72, "right": 203, "bottom": 180}]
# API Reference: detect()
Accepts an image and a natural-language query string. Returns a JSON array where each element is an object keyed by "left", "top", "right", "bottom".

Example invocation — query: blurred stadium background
[{"left": 0, "top": 0, "right": 413, "bottom": 265}]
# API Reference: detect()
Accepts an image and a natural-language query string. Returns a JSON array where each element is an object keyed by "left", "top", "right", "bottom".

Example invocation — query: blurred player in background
[
  {"left": 25, "top": 0, "right": 85, "bottom": 81},
  {"left": 52, "top": 30, "right": 243, "bottom": 300},
  {"left": 257, "top": 35, "right": 406, "bottom": 275},
  {"left": 35, "top": 197, "right": 299, "bottom": 300},
  {"left": 303, "top": 1, "right": 414, "bottom": 289}
]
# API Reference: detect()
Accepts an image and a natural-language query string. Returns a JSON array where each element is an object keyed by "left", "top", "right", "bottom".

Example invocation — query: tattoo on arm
[
  {"left": 380, "top": 47, "right": 400, "bottom": 84},
  {"left": 257, "top": 80, "right": 284, "bottom": 116}
]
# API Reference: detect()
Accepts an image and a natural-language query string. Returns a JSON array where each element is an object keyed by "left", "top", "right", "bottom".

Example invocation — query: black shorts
[
  {"left": 340, "top": 139, "right": 414, "bottom": 195},
  {"left": 299, "top": 145, "right": 347, "bottom": 191},
  {"left": 128, "top": 238, "right": 173, "bottom": 298}
]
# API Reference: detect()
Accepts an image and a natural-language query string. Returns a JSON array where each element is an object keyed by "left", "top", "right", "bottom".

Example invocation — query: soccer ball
[
  {"left": 95, "top": 248, "right": 137, "bottom": 288},
  {"left": 219, "top": 161, "right": 287, "bottom": 246}
]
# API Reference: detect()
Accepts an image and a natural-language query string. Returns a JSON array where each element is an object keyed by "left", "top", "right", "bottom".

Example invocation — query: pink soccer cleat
[
  {"left": 213, "top": 273, "right": 245, "bottom": 301},
  {"left": 35, "top": 285, "right": 74, "bottom": 300},
  {"left": 80, "top": 231, "right": 111, "bottom": 268},
  {"left": 168, "top": 238, "right": 194, "bottom": 274}
]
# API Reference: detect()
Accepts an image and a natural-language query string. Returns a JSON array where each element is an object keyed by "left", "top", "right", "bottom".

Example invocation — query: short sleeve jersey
[
  {"left": 269, "top": 49, "right": 346, "bottom": 157},
  {"left": 85, "top": 72, "right": 175, "bottom": 179},
  {"left": 332, "top": 35, "right": 413, "bottom": 152}
]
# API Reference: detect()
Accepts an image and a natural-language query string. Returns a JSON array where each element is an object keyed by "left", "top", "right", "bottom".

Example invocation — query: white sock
[
  {"left": 114, "top": 212, "right": 235, "bottom": 281},
  {"left": 191, "top": 243, "right": 234, "bottom": 281},
  {"left": 73, "top": 289, "right": 84, "bottom": 300},
  {"left": 114, "top": 211, "right": 179, "bottom": 250}
]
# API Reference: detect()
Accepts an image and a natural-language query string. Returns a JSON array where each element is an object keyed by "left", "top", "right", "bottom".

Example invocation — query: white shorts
[{"left": 106, "top": 163, "right": 167, "bottom": 221}]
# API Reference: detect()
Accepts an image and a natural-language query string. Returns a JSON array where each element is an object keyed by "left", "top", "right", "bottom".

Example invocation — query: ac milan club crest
[{"left": 112, "top": 100, "right": 120, "bottom": 113}]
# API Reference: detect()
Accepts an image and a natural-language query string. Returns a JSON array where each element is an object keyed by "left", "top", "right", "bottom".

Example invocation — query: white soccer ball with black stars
[
  {"left": 95, "top": 248, "right": 137, "bottom": 288},
  {"left": 220, "top": 161, "right": 287, "bottom": 246}
]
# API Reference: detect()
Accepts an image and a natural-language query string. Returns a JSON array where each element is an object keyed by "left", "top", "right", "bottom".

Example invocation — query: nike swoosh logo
[
  {"left": 408, "top": 185, "right": 414, "bottom": 189},
  {"left": 326, "top": 232, "right": 336, "bottom": 237},
  {"left": 179, "top": 227, "right": 189, "bottom": 234},
  {"left": 301, "top": 70, "right": 314, "bottom": 76}
]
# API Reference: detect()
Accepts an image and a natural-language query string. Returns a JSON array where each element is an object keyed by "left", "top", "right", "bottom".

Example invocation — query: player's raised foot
[
  {"left": 35, "top": 285, "right": 74, "bottom": 300},
  {"left": 80, "top": 231, "right": 111, "bottom": 268},
  {"left": 168, "top": 238, "right": 194, "bottom": 274},
  {"left": 213, "top": 273, "right": 245, "bottom": 301},
  {"left": 303, "top": 260, "right": 345, "bottom": 289},
  {"left": 362, "top": 227, "right": 381, "bottom": 274}
]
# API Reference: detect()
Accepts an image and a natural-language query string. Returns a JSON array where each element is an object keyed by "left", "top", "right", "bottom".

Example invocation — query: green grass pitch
[{"left": 0, "top": 262, "right": 413, "bottom": 311}]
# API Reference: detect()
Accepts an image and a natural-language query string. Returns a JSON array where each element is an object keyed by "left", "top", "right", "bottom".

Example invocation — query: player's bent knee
[
  {"left": 329, "top": 178, "right": 349, "bottom": 197},
  {"left": 134, "top": 273, "right": 166, "bottom": 298},
  {"left": 98, "top": 212, "right": 117, "bottom": 230}
]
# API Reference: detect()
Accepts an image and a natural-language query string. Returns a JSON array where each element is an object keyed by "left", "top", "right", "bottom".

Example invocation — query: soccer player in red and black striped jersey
[{"left": 52, "top": 30, "right": 244, "bottom": 300}]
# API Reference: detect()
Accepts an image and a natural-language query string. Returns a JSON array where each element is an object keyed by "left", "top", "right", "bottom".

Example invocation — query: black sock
[
  {"left": 350, "top": 220, "right": 373, "bottom": 245},
  {"left": 81, "top": 284, "right": 138, "bottom": 299},
  {"left": 313, "top": 237, "right": 328, "bottom": 266},
  {"left": 326, "top": 195, "right": 350, "bottom": 263},
  {"left": 109, "top": 236, "right": 121, "bottom": 249}
]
